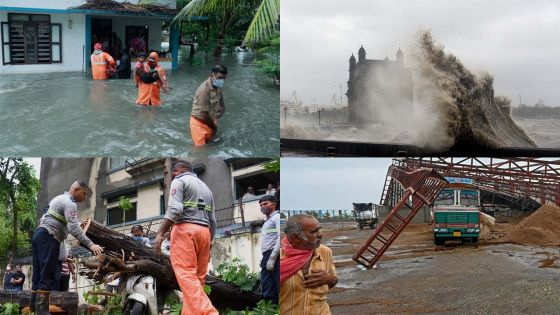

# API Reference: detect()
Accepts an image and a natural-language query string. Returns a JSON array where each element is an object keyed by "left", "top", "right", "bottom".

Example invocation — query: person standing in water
[
  {"left": 190, "top": 65, "right": 227, "bottom": 146},
  {"left": 90, "top": 42, "right": 116, "bottom": 80},
  {"left": 136, "top": 52, "right": 168, "bottom": 106}
]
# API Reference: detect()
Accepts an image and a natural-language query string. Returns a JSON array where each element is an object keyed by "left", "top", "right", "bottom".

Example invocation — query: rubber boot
[
  {"left": 35, "top": 290, "right": 50, "bottom": 315},
  {"left": 29, "top": 290, "right": 36, "bottom": 313}
]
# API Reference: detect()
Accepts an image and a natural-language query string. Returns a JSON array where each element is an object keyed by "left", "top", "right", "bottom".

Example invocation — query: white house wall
[
  {"left": 0, "top": 0, "right": 176, "bottom": 10},
  {"left": 137, "top": 184, "right": 163, "bottom": 220},
  {"left": 0, "top": 12, "right": 86, "bottom": 74}
]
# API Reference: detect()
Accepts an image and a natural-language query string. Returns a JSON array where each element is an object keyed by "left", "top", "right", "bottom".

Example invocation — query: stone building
[{"left": 347, "top": 45, "right": 413, "bottom": 124}]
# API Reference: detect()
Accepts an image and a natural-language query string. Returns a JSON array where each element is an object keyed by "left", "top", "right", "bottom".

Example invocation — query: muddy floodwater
[{"left": 0, "top": 52, "right": 279, "bottom": 157}]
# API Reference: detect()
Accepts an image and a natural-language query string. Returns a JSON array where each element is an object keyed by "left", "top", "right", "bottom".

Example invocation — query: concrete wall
[
  {"left": 211, "top": 231, "right": 262, "bottom": 273},
  {"left": 377, "top": 205, "right": 432, "bottom": 224},
  {"left": 0, "top": 12, "right": 86, "bottom": 74}
]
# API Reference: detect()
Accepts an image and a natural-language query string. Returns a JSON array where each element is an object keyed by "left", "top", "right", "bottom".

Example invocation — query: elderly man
[
  {"left": 31, "top": 181, "right": 104, "bottom": 314},
  {"left": 280, "top": 214, "right": 338, "bottom": 315},
  {"left": 154, "top": 160, "right": 218, "bottom": 315}
]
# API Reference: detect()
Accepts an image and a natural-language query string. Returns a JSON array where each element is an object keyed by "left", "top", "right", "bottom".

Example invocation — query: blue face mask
[
  {"left": 133, "top": 236, "right": 143, "bottom": 242},
  {"left": 212, "top": 78, "right": 225, "bottom": 88}
]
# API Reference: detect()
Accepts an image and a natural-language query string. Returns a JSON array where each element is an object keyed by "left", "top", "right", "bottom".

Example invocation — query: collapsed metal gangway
[
  {"left": 397, "top": 158, "right": 560, "bottom": 206},
  {"left": 352, "top": 167, "right": 448, "bottom": 269}
]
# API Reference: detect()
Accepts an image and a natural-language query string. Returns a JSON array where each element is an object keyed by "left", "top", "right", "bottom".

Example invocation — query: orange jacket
[{"left": 91, "top": 51, "right": 116, "bottom": 80}]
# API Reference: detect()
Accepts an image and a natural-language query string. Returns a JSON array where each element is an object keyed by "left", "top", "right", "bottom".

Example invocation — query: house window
[
  {"left": 107, "top": 194, "right": 138, "bottom": 226},
  {"left": 1, "top": 14, "right": 62, "bottom": 65}
]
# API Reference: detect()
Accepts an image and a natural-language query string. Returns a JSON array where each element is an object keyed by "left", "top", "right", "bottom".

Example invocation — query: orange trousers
[
  {"left": 190, "top": 116, "right": 216, "bottom": 146},
  {"left": 170, "top": 223, "right": 218, "bottom": 315},
  {"left": 136, "top": 82, "right": 162, "bottom": 106}
]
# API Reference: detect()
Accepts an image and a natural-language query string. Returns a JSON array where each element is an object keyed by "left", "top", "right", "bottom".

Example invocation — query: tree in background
[
  {"left": 174, "top": 0, "right": 279, "bottom": 58},
  {"left": 254, "top": 32, "right": 279, "bottom": 84},
  {"left": 0, "top": 158, "right": 40, "bottom": 259}
]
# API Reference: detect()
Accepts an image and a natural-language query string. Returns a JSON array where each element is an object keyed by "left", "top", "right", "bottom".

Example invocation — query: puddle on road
[{"left": 488, "top": 244, "right": 560, "bottom": 269}]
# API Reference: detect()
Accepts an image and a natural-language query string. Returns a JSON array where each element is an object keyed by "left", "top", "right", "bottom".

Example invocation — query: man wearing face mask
[
  {"left": 280, "top": 214, "right": 338, "bottom": 315},
  {"left": 259, "top": 195, "right": 280, "bottom": 305},
  {"left": 137, "top": 51, "right": 168, "bottom": 106},
  {"left": 190, "top": 64, "right": 227, "bottom": 146},
  {"left": 154, "top": 160, "right": 218, "bottom": 315},
  {"left": 129, "top": 225, "right": 152, "bottom": 247},
  {"left": 31, "top": 181, "right": 104, "bottom": 314}
]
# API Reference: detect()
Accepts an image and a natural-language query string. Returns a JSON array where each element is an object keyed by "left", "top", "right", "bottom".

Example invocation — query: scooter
[{"left": 122, "top": 274, "right": 159, "bottom": 315}]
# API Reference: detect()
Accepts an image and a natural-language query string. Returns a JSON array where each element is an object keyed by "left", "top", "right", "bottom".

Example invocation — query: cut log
[
  {"left": 79, "top": 219, "right": 261, "bottom": 310},
  {"left": 0, "top": 290, "right": 78, "bottom": 315}
]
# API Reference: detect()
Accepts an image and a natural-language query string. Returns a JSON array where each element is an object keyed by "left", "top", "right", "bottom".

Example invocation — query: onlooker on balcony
[
  {"left": 259, "top": 195, "right": 280, "bottom": 305},
  {"left": 266, "top": 184, "right": 277, "bottom": 196},
  {"left": 242, "top": 186, "right": 256, "bottom": 201}
]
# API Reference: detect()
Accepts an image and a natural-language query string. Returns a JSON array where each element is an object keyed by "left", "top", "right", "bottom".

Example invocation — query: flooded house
[{"left": 0, "top": 0, "right": 195, "bottom": 74}]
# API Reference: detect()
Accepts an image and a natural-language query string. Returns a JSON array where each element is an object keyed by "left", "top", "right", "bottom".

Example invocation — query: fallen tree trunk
[
  {"left": 79, "top": 219, "right": 261, "bottom": 310},
  {"left": 0, "top": 290, "right": 78, "bottom": 314}
]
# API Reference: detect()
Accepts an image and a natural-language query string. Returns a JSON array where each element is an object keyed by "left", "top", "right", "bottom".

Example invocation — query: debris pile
[{"left": 507, "top": 204, "right": 560, "bottom": 246}]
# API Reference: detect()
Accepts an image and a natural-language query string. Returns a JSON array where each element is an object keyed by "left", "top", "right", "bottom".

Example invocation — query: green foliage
[
  {"left": 0, "top": 158, "right": 40, "bottom": 261},
  {"left": 263, "top": 159, "right": 279, "bottom": 173},
  {"left": 226, "top": 300, "right": 279, "bottom": 315},
  {"left": 216, "top": 257, "right": 258, "bottom": 292},
  {"left": 164, "top": 292, "right": 184, "bottom": 315},
  {"left": 254, "top": 34, "right": 279, "bottom": 83},
  {"left": 203, "top": 284, "right": 212, "bottom": 295},
  {"left": 0, "top": 303, "right": 20, "bottom": 315},
  {"left": 118, "top": 196, "right": 133, "bottom": 225},
  {"left": 83, "top": 286, "right": 123, "bottom": 315}
]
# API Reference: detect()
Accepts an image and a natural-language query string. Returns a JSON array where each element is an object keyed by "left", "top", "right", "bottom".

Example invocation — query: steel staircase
[{"left": 353, "top": 166, "right": 448, "bottom": 269}]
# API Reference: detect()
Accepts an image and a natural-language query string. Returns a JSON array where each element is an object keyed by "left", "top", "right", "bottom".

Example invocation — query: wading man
[
  {"left": 190, "top": 65, "right": 227, "bottom": 146},
  {"left": 259, "top": 195, "right": 280, "bottom": 304},
  {"left": 280, "top": 214, "right": 338, "bottom": 315},
  {"left": 31, "top": 181, "right": 103, "bottom": 314},
  {"left": 154, "top": 160, "right": 218, "bottom": 315}
]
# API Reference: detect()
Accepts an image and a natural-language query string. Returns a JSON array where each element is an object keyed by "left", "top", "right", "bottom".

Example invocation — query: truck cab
[{"left": 431, "top": 178, "right": 480, "bottom": 245}]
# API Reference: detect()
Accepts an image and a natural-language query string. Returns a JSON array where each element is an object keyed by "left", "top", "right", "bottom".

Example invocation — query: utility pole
[{"left": 163, "top": 158, "right": 172, "bottom": 209}]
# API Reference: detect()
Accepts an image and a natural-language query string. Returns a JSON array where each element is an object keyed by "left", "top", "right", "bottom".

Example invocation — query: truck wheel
[
  {"left": 434, "top": 238, "right": 444, "bottom": 246},
  {"left": 359, "top": 225, "right": 363, "bottom": 230},
  {"left": 472, "top": 237, "right": 478, "bottom": 244}
]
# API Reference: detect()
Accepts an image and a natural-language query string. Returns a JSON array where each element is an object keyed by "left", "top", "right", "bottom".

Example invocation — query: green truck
[{"left": 431, "top": 177, "right": 481, "bottom": 245}]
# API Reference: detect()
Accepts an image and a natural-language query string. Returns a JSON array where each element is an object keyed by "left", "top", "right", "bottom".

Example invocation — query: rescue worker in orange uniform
[
  {"left": 136, "top": 52, "right": 168, "bottom": 106},
  {"left": 154, "top": 160, "right": 218, "bottom": 315},
  {"left": 90, "top": 42, "right": 116, "bottom": 80}
]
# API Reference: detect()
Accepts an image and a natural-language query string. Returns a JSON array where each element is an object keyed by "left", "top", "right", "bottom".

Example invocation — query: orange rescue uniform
[
  {"left": 90, "top": 51, "right": 115, "bottom": 80},
  {"left": 136, "top": 64, "right": 166, "bottom": 106},
  {"left": 170, "top": 223, "right": 218, "bottom": 315}
]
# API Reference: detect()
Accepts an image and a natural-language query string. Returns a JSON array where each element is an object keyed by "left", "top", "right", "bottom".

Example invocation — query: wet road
[{"left": 0, "top": 51, "right": 279, "bottom": 157}]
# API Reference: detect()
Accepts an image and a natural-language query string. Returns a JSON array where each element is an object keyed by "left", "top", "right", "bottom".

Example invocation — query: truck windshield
[
  {"left": 460, "top": 190, "right": 479, "bottom": 207},
  {"left": 434, "top": 189, "right": 454, "bottom": 206}
]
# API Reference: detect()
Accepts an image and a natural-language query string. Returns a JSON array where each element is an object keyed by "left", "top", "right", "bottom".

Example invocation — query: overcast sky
[
  {"left": 281, "top": 158, "right": 393, "bottom": 210},
  {"left": 281, "top": 0, "right": 560, "bottom": 107},
  {"left": 23, "top": 158, "right": 41, "bottom": 178}
]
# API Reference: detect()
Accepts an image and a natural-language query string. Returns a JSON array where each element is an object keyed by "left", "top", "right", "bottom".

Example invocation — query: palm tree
[{"left": 173, "top": 0, "right": 279, "bottom": 58}]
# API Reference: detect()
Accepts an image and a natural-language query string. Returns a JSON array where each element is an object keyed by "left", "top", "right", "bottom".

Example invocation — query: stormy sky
[
  {"left": 281, "top": 158, "right": 392, "bottom": 210},
  {"left": 281, "top": 0, "right": 560, "bottom": 107}
]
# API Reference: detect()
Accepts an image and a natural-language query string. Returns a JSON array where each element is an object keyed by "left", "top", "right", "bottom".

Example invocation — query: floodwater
[{"left": 0, "top": 51, "right": 279, "bottom": 157}]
